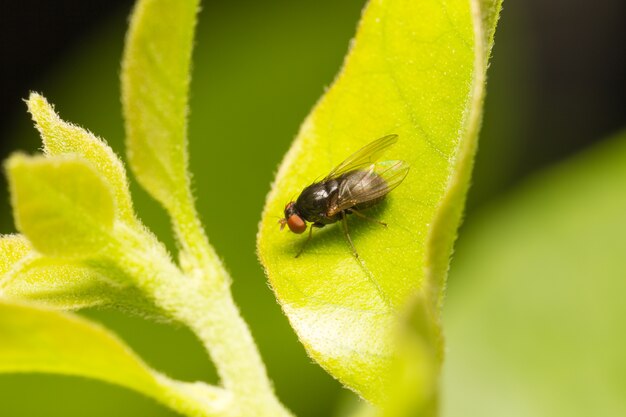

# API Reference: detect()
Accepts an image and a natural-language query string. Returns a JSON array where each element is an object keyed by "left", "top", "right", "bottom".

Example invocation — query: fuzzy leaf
[
  {"left": 0, "top": 235, "right": 171, "bottom": 319},
  {"left": 0, "top": 235, "right": 114, "bottom": 310},
  {"left": 0, "top": 234, "right": 31, "bottom": 276},
  {"left": 6, "top": 154, "right": 115, "bottom": 257},
  {"left": 0, "top": 233, "right": 157, "bottom": 314},
  {"left": 258, "top": 0, "right": 501, "bottom": 404},
  {"left": 0, "top": 301, "right": 228, "bottom": 417},
  {"left": 443, "top": 132, "right": 626, "bottom": 417},
  {"left": 1, "top": 257, "right": 124, "bottom": 310},
  {"left": 26, "top": 93, "right": 135, "bottom": 223},
  {"left": 121, "top": 0, "right": 199, "bottom": 214}
]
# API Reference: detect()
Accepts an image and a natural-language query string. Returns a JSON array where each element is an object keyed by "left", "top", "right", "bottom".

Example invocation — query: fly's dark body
[
  {"left": 294, "top": 171, "right": 386, "bottom": 226},
  {"left": 279, "top": 134, "right": 409, "bottom": 258}
]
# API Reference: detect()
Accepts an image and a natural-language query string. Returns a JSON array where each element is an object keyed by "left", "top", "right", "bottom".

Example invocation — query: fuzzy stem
[{"left": 114, "top": 224, "right": 292, "bottom": 417}]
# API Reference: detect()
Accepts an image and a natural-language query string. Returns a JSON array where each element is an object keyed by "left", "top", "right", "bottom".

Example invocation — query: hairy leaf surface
[
  {"left": 0, "top": 244, "right": 138, "bottom": 311},
  {"left": 26, "top": 93, "right": 135, "bottom": 223},
  {"left": 121, "top": 0, "right": 199, "bottom": 214},
  {"left": 6, "top": 155, "right": 115, "bottom": 257},
  {"left": 0, "top": 301, "right": 227, "bottom": 416}
]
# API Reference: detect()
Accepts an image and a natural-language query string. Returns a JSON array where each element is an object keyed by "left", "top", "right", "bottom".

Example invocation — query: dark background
[{"left": 0, "top": 0, "right": 625, "bottom": 416}]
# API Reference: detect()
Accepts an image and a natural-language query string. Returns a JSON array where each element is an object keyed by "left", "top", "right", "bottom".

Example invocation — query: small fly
[{"left": 279, "top": 134, "right": 409, "bottom": 258}]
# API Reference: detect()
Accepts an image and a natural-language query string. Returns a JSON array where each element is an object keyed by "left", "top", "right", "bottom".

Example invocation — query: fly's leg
[
  {"left": 341, "top": 212, "right": 360, "bottom": 259},
  {"left": 295, "top": 225, "right": 315, "bottom": 258},
  {"left": 349, "top": 208, "right": 388, "bottom": 227}
]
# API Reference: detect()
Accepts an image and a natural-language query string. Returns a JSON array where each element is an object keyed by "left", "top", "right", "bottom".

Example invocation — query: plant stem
[
  {"left": 115, "top": 223, "right": 293, "bottom": 417},
  {"left": 170, "top": 189, "right": 226, "bottom": 283},
  {"left": 181, "top": 283, "right": 292, "bottom": 416}
]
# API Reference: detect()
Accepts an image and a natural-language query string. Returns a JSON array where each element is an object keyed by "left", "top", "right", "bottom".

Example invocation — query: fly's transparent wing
[
  {"left": 324, "top": 134, "right": 399, "bottom": 180},
  {"left": 329, "top": 160, "right": 410, "bottom": 215}
]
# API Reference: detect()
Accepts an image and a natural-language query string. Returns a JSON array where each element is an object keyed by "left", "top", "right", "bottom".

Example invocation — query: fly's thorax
[{"left": 295, "top": 179, "right": 340, "bottom": 224}]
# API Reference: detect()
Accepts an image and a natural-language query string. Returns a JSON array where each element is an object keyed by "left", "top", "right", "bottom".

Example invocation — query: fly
[{"left": 279, "top": 134, "right": 409, "bottom": 258}]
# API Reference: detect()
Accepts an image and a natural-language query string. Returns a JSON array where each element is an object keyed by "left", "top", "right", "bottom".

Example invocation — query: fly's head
[{"left": 279, "top": 201, "right": 307, "bottom": 234}]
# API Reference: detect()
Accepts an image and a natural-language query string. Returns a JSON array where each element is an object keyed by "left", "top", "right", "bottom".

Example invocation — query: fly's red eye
[{"left": 287, "top": 215, "right": 306, "bottom": 234}]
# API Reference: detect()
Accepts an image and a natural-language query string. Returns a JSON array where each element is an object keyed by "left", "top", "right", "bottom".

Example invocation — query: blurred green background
[{"left": 1, "top": 1, "right": 625, "bottom": 416}]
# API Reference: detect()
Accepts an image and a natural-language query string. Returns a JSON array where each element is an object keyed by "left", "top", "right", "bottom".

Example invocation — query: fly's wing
[
  {"left": 329, "top": 160, "right": 409, "bottom": 215},
  {"left": 324, "top": 134, "right": 399, "bottom": 180}
]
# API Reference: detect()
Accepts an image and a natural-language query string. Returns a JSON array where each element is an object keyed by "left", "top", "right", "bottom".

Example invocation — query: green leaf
[
  {"left": 443, "top": 132, "right": 626, "bottom": 417},
  {"left": 121, "top": 0, "right": 199, "bottom": 214},
  {"left": 0, "top": 234, "right": 114, "bottom": 310},
  {"left": 26, "top": 93, "right": 136, "bottom": 223},
  {"left": 121, "top": 0, "right": 217, "bottom": 275},
  {"left": 2, "top": 256, "right": 125, "bottom": 311},
  {"left": 0, "top": 301, "right": 229, "bottom": 417},
  {"left": 258, "top": 0, "right": 501, "bottom": 404},
  {"left": 0, "top": 235, "right": 108, "bottom": 309},
  {"left": 6, "top": 154, "right": 115, "bottom": 257},
  {"left": 0, "top": 232, "right": 158, "bottom": 315},
  {"left": 0, "top": 234, "right": 31, "bottom": 276}
]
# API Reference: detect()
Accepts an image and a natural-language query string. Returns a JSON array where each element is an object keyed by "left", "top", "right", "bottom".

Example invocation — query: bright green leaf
[
  {"left": 0, "top": 234, "right": 112, "bottom": 309},
  {"left": 6, "top": 154, "right": 115, "bottom": 257},
  {"left": 0, "top": 301, "right": 229, "bottom": 417},
  {"left": 0, "top": 234, "right": 31, "bottom": 276},
  {"left": 1, "top": 256, "right": 127, "bottom": 310},
  {"left": 0, "top": 232, "right": 161, "bottom": 315},
  {"left": 121, "top": 0, "right": 199, "bottom": 214},
  {"left": 443, "top": 132, "right": 626, "bottom": 417},
  {"left": 258, "top": 0, "right": 500, "bottom": 404},
  {"left": 0, "top": 234, "right": 115, "bottom": 310},
  {"left": 26, "top": 93, "right": 135, "bottom": 223},
  {"left": 0, "top": 301, "right": 154, "bottom": 386},
  {"left": 121, "top": 0, "right": 224, "bottom": 281}
]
